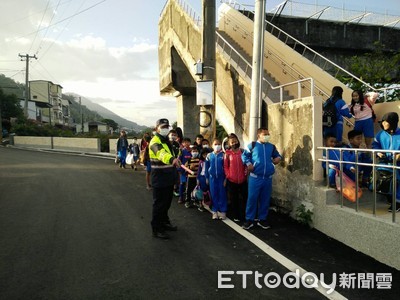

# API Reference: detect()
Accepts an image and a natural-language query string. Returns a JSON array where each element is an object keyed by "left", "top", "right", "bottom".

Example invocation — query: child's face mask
[{"left": 213, "top": 145, "right": 222, "bottom": 152}]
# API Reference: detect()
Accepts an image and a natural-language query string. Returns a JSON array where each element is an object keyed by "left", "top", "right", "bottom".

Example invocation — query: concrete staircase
[{"left": 216, "top": 30, "right": 293, "bottom": 103}]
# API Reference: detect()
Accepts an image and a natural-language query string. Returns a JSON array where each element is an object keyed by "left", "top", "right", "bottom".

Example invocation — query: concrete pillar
[
  {"left": 249, "top": 0, "right": 266, "bottom": 140},
  {"left": 177, "top": 94, "right": 198, "bottom": 140},
  {"left": 200, "top": 0, "right": 216, "bottom": 141}
]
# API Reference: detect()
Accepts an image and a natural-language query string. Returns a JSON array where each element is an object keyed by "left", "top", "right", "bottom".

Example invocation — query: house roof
[{"left": 88, "top": 121, "right": 107, "bottom": 126}]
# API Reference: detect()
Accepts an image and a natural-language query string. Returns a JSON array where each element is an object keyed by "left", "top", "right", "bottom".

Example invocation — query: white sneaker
[
  {"left": 218, "top": 212, "right": 226, "bottom": 220},
  {"left": 212, "top": 212, "right": 218, "bottom": 220}
]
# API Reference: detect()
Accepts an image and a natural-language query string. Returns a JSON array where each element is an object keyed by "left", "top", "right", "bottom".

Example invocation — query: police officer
[{"left": 149, "top": 118, "right": 181, "bottom": 239}]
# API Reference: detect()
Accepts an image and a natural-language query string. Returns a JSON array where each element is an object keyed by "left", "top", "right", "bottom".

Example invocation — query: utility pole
[
  {"left": 0, "top": 91, "right": 3, "bottom": 141},
  {"left": 79, "top": 97, "right": 84, "bottom": 134},
  {"left": 19, "top": 53, "right": 37, "bottom": 118},
  {"left": 200, "top": 0, "right": 216, "bottom": 141},
  {"left": 249, "top": 0, "right": 266, "bottom": 141}
]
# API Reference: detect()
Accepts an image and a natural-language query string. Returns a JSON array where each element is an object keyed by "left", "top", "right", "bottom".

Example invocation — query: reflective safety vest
[{"left": 149, "top": 134, "right": 176, "bottom": 168}]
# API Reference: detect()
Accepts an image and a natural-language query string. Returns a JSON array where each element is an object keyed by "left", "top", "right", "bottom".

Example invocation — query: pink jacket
[{"left": 224, "top": 149, "right": 247, "bottom": 184}]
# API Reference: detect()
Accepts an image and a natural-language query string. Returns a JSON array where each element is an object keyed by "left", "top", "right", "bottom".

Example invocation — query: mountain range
[{"left": 65, "top": 93, "right": 148, "bottom": 132}]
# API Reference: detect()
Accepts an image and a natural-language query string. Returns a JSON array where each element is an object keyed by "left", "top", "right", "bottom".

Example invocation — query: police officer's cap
[{"left": 156, "top": 118, "right": 169, "bottom": 127}]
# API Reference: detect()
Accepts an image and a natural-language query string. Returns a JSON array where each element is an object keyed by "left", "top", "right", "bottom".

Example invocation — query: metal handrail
[
  {"left": 272, "top": 78, "right": 314, "bottom": 104},
  {"left": 217, "top": 31, "right": 315, "bottom": 103},
  {"left": 174, "top": 0, "right": 202, "bottom": 26},
  {"left": 319, "top": 146, "right": 399, "bottom": 223},
  {"left": 270, "top": 0, "right": 400, "bottom": 29}
]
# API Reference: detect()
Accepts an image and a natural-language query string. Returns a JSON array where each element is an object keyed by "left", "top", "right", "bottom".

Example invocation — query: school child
[
  {"left": 372, "top": 112, "right": 400, "bottom": 212},
  {"left": 140, "top": 133, "right": 150, "bottom": 167},
  {"left": 349, "top": 91, "right": 378, "bottom": 149},
  {"left": 343, "top": 130, "right": 372, "bottom": 186},
  {"left": 205, "top": 138, "right": 227, "bottom": 220},
  {"left": 201, "top": 139, "right": 210, "bottom": 149},
  {"left": 128, "top": 137, "right": 140, "bottom": 170},
  {"left": 322, "top": 133, "right": 341, "bottom": 188},
  {"left": 194, "top": 134, "right": 204, "bottom": 151},
  {"left": 197, "top": 148, "right": 211, "bottom": 211},
  {"left": 178, "top": 137, "right": 192, "bottom": 204},
  {"left": 184, "top": 146, "right": 200, "bottom": 208},
  {"left": 241, "top": 128, "right": 281, "bottom": 230},
  {"left": 224, "top": 133, "right": 247, "bottom": 222},
  {"left": 323, "top": 86, "right": 353, "bottom": 145},
  {"left": 168, "top": 130, "right": 181, "bottom": 197},
  {"left": 116, "top": 130, "right": 128, "bottom": 168},
  {"left": 142, "top": 142, "right": 152, "bottom": 191}
]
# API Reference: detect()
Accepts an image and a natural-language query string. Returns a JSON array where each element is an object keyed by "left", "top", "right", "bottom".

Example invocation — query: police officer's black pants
[{"left": 151, "top": 185, "right": 174, "bottom": 232}]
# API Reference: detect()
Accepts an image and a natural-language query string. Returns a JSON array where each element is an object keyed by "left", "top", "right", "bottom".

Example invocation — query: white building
[{"left": 27, "top": 80, "right": 71, "bottom": 126}]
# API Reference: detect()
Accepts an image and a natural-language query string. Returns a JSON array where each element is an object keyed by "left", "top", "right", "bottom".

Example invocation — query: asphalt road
[{"left": 0, "top": 146, "right": 398, "bottom": 300}]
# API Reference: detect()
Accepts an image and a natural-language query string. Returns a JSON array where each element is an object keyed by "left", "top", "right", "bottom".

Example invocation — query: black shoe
[
  {"left": 163, "top": 223, "right": 178, "bottom": 231},
  {"left": 242, "top": 221, "right": 254, "bottom": 230},
  {"left": 257, "top": 220, "right": 271, "bottom": 230},
  {"left": 152, "top": 231, "right": 170, "bottom": 239}
]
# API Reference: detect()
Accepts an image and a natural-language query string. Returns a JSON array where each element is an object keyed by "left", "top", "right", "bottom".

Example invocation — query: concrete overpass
[{"left": 158, "top": 0, "right": 372, "bottom": 141}]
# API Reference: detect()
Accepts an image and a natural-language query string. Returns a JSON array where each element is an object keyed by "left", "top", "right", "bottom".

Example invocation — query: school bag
[
  {"left": 322, "top": 98, "right": 338, "bottom": 128},
  {"left": 364, "top": 96, "right": 377, "bottom": 122},
  {"left": 368, "top": 157, "right": 395, "bottom": 195}
]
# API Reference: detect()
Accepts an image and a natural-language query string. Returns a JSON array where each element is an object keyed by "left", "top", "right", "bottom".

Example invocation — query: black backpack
[{"left": 323, "top": 98, "right": 338, "bottom": 128}]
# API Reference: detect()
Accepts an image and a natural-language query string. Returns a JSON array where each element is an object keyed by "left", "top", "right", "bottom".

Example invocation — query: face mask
[
  {"left": 203, "top": 144, "right": 209, "bottom": 148},
  {"left": 159, "top": 128, "right": 169, "bottom": 137},
  {"left": 231, "top": 143, "right": 239, "bottom": 149},
  {"left": 192, "top": 152, "right": 199, "bottom": 158},
  {"left": 213, "top": 145, "right": 221, "bottom": 152},
  {"left": 169, "top": 135, "right": 177, "bottom": 142},
  {"left": 263, "top": 135, "right": 271, "bottom": 143}
]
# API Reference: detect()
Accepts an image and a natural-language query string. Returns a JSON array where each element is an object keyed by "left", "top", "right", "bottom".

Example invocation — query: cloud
[{"left": 0, "top": 0, "right": 177, "bottom": 128}]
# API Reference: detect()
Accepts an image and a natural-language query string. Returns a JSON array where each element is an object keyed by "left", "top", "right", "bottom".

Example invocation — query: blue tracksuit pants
[
  {"left": 246, "top": 175, "right": 273, "bottom": 221},
  {"left": 209, "top": 176, "right": 227, "bottom": 213}
]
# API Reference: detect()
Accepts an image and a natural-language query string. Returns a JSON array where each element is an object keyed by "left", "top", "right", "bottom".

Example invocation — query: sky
[{"left": 0, "top": 0, "right": 399, "bottom": 127}]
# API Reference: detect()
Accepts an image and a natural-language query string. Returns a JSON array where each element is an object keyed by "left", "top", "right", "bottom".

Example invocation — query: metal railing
[
  {"left": 217, "top": 29, "right": 315, "bottom": 103},
  {"left": 269, "top": 0, "right": 400, "bottom": 29},
  {"left": 319, "top": 147, "right": 399, "bottom": 223},
  {"left": 220, "top": 0, "right": 399, "bottom": 101}
]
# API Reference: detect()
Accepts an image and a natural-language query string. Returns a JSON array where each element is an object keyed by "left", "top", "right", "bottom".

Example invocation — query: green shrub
[{"left": 295, "top": 204, "right": 313, "bottom": 228}]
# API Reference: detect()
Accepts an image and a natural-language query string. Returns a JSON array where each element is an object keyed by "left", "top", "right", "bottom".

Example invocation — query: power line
[
  {"left": 37, "top": 0, "right": 88, "bottom": 60},
  {"left": 0, "top": 0, "right": 72, "bottom": 28},
  {"left": 35, "top": 0, "right": 63, "bottom": 56},
  {"left": 9, "top": 0, "right": 107, "bottom": 43},
  {"left": 28, "top": 0, "right": 51, "bottom": 54}
]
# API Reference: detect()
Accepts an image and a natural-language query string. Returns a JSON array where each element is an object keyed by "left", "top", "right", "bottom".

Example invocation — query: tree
[
  {"left": 0, "top": 88, "right": 24, "bottom": 121},
  {"left": 102, "top": 118, "right": 119, "bottom": 131},
  {"left": 339, "top": 42, "right": 400, "bottom": 102}
]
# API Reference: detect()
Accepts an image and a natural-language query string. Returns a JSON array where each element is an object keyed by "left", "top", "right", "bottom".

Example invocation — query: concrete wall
[
  {"left": 159, "top": 0, "right": 202, "bottom": 94},
  {"left": 313, "top": 188, "right": 400, "bottom": 270},
  {"left": 176, "top": 94, "right": 199, "bottom": 139},
  {"left": 268, "top": 96, "right": 323, "bottom": 214},
  {"left": 52, "top": 137, "right": 100, "bottom": 152},
  {"left": 109, "top": 139, "right": 117, "bottom": 154},
  {"left": 13, "top": 136, "right": 52, "bottom": 149},
  {"left": 269, "top": 14, "right": 400, "bottom": 52},
  {"left": 13, "top": 136, "right": 100, "bottom": 153}
]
